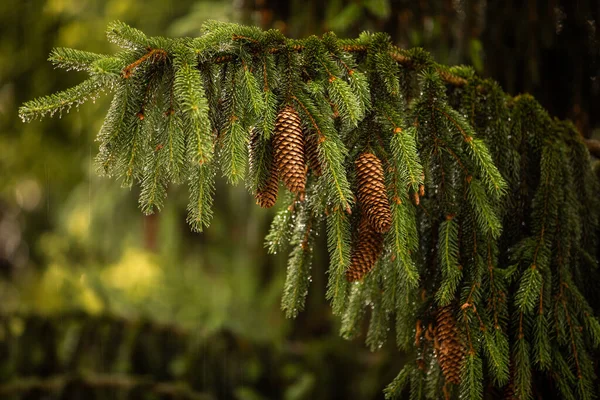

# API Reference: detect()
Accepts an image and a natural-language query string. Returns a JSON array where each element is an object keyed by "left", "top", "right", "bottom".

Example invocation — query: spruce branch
[
  {"left": 19, "top": 76, "right": 111, "bottom": 122},
  {"left": 20, "top": 20, "right": 600, "bottom": 400},
  {"left": 281, "top": 204, "right": 314, "bottom": 318},
  {"left": 48, "top": 47, "right": 106, "bottom": 72}
]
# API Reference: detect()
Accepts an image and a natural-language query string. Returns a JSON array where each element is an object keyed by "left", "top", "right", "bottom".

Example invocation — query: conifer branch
[
  {"left": 122, "top": 48, "right": 168, "bottom": 78},
  {"left": 20, "top": 20, "right": 600, "bottom": 400}
]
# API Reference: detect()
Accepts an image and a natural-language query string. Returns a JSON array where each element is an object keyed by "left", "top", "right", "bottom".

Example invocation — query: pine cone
[
  {"left": 355, "top": 152, "right": 392, "bottom": 233},
  {"left": 250, "top": 128, "right": 278, "bottom": 208},
  {"left": 503, "top": 365, "right": 517, "bottom": 399},
  {"left": 503, "top": 381, "right": 516, "bottom": 400},
  {"left": 346, "top": 216, "right": 384, "bottom": 282},
  {"left": 273, "top": 106, "right": 306, "bottom": 193},
  {"left": 305, "top": 132, "right": 323, "bottom": 177},
  {"left": 255, "top": 175, "right": 278, "bottom": 207},
  {"left": 255, "top": 158, "right": 279, "bottom": 208},
  {"left": 435, "top": 305, "right": 466, "bottom": 385}
]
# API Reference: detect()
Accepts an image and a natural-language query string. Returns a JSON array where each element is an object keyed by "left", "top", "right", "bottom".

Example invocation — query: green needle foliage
[{"left": 20, "top": 20, "right": 600, "bottom": 399}]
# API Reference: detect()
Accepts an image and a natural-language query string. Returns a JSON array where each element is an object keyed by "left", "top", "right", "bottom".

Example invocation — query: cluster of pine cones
[
  {"left": 254, "top": 105, "right": 393, "bottom": 282},
  {"left": 259, "top": 106, "right": 466, "bottom": 386},
  {"left": 253, "top": 105, "right": 321, "bottom": 208}
]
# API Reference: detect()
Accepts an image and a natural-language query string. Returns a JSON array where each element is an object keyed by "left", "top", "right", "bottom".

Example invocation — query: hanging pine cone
[
  {"left": 249, "top": 129, "right": 278, "bottom": 208},
  {"left": 273, "top": 105, "right": 306, "bottom": 193},
  {"left": 503, "top": 365, "right": 517, "bottom": 400},
  {"left": 435, "top": 305, "right": 466, "bottom": 385},
  {"left": 255, "top": 158, "right": 279, "bottom": 208},
  {"left": 249, "top": 128, "right": 279, "bottom": 208},
  {"left": 503, "top": 381, "right": 516, "bottom": 400},
  {"left": 255, "top": 173, "right": 278, "bottom": 207},
  {"left": 346, "top": 215, "right": 384, "bottom": 282},
  {"left": 304, "top": 131, "right": 323, "bottom": 177},
  {"left": 355, "top": 152, "right": 392, "bottom": 233}
]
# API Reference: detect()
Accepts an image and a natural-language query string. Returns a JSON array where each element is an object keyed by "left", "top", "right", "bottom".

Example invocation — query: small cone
[
  {"left": 355, "top": 152, "right": 392, "bottom": 233},
  {"left": 435, "top": 305, "right": 466, "bottom": 385},
  {"left": 273, "top": 106, "right": 306, "bottom": 193},
  {"left": 255, "top": 160, "right": 279, "bottom": 208},
  {"left": 503, "top": 365, "right": 517, "bottom": 399},
  {"left": 503, "top": 381, "right": 516, "bottom": 400},
  {"left": 249, "top": 128, "right": 278, "bottom": 208},
  {"left": 305, "top": 132, "right": 323, "bottom": 176},
  {"left": 346, "top": 216, "right": 384, "bottom": 282}
]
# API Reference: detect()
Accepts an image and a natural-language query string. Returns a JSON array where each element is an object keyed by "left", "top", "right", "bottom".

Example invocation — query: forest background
[{"left": 1, "top": 0, "right": 598, "bottom": 398}]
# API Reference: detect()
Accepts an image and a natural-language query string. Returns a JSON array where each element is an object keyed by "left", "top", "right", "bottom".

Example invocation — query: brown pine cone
[
  {"left": 503, "top": 365, "right": 517, "bottom": 399},
  {"left": 255, "top": 159, "right": 279, "bottom": 208},
  {"left": 249, "top": 128, "right": 279, "bottom": 208},
  {"left": 355, "top": 152, "right": 392, "bottom": 233},
  {"left": 273, "top": 106, "right": 306, "bottom": 193},
  {"left": 503, "top": 381, "right": 516, "bottom": 400},
  {"left": 435, "top": 305, "right": 466, "bottom": 385},
  {"left": 346, "top": 216, "right": 384, "bottom": 282},
  {"left": 305, "top": 132, "right": 323, "bottom": 177}
]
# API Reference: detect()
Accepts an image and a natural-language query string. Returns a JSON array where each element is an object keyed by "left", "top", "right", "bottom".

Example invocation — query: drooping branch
[{"left": 17, "top": 20, "right": 600, "bottom": 400}]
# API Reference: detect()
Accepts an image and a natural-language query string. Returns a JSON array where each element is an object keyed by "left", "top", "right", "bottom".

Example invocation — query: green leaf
[
  {"left": 325, "top": 208, "right": 350, "bottom": 315},
  {"left": 467, "top": 178, "right": 502, "bottom": 238},
  {"left": 389, "top": 126, "right": 423, "bottom": 193},
  {"left": 265, "top": 194, "right": 295, "bottom": 254},
  {"left": 533, "top": 312, "right": 551, "bottom": 369},
  {"left": 460, "top": 351, "right": 483, "bottom": 400},
  {"left": 281, "top": 207, "right": 314, "bottom": 318},
  {"left": 328, "top": 77, "right": 362, "bottom": 126},
  {"left": 483, "top": 329, "right": 509, "bottom": 385},
  {"left": 515, "top": 267, "right": 542, "bottom": 314},
  {"left": 513, "top": 337, "right": 532, "bottom": 400},
  {"left": 241, "top": 66, "right": 265, "bottom": 117},
  {"left": 186, "top": 163, "right": 215, "bottom": 232},
  {"left": 340, "top": 282, "right": 367, "bottom": 339},
  {"left": 19, "top": 76, "right": 108, "bottom": 122},
  {"left": 384, "top": 364, "right": 413, "bottom": 399},
  {"left": 221, "top": 118, "right": 248, "bottom": 184},
  {"left": 107, "top": 20, "right": 151, "bottom": 50},
  {"left": 388, "top": 201, "right": 419, "bottom": 288},
  {"left": 436, "top": 218, "right": 462, "bottom": 306},
  {"left": 174, "top": 55, "right": 214, "bottom": 165},
  {"left": 375, "top": 51, "right": 400, "bottom": 97},
  {"left": 48, "top": 47, "right": 106, "bottom": 72},
  {"left": 348, "top": 70, "right": 371, "bottom": 115}
]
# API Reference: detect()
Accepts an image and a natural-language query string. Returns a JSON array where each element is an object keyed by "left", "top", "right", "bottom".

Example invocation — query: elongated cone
[
  {"left": 255, "top": 160, "right": 279, "bottom": 208},
  {"left": 435, "top": 305, "right": 466, "bottom": 385},
  {"left": 249, "top": 128, "right": 278, "bottom": 208},
  {"left": 355, "top": 152, "right": 392, "bottom": 233},
  {"left": 346, "top": 216, "right": 384, "bottom": 282},
  {"left": 273, "top": 106, "right": 306, "bottom": 193},
  {"left": 504, "top": 380, "right": 516, "bottom": 399},
  {"left": 305, "top": 132, "right": 323, "bottom": 176}
]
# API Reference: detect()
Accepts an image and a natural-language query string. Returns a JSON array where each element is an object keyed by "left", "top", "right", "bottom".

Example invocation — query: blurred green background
[{"left": 0, "top": 0, "right": 598, "bottom": 398}]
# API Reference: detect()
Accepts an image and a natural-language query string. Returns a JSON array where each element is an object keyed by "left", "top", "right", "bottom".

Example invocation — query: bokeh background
[{"left": 0, "top": 1, "right": 598, "bottom": 398}]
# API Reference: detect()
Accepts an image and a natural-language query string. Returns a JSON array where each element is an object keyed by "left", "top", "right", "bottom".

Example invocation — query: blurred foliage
[
  {"left": 0, "top": 312, "right": 401, "bottom": 399},
  {"left": 1, "top": 0, "right": 598, "bottom": 399}
]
